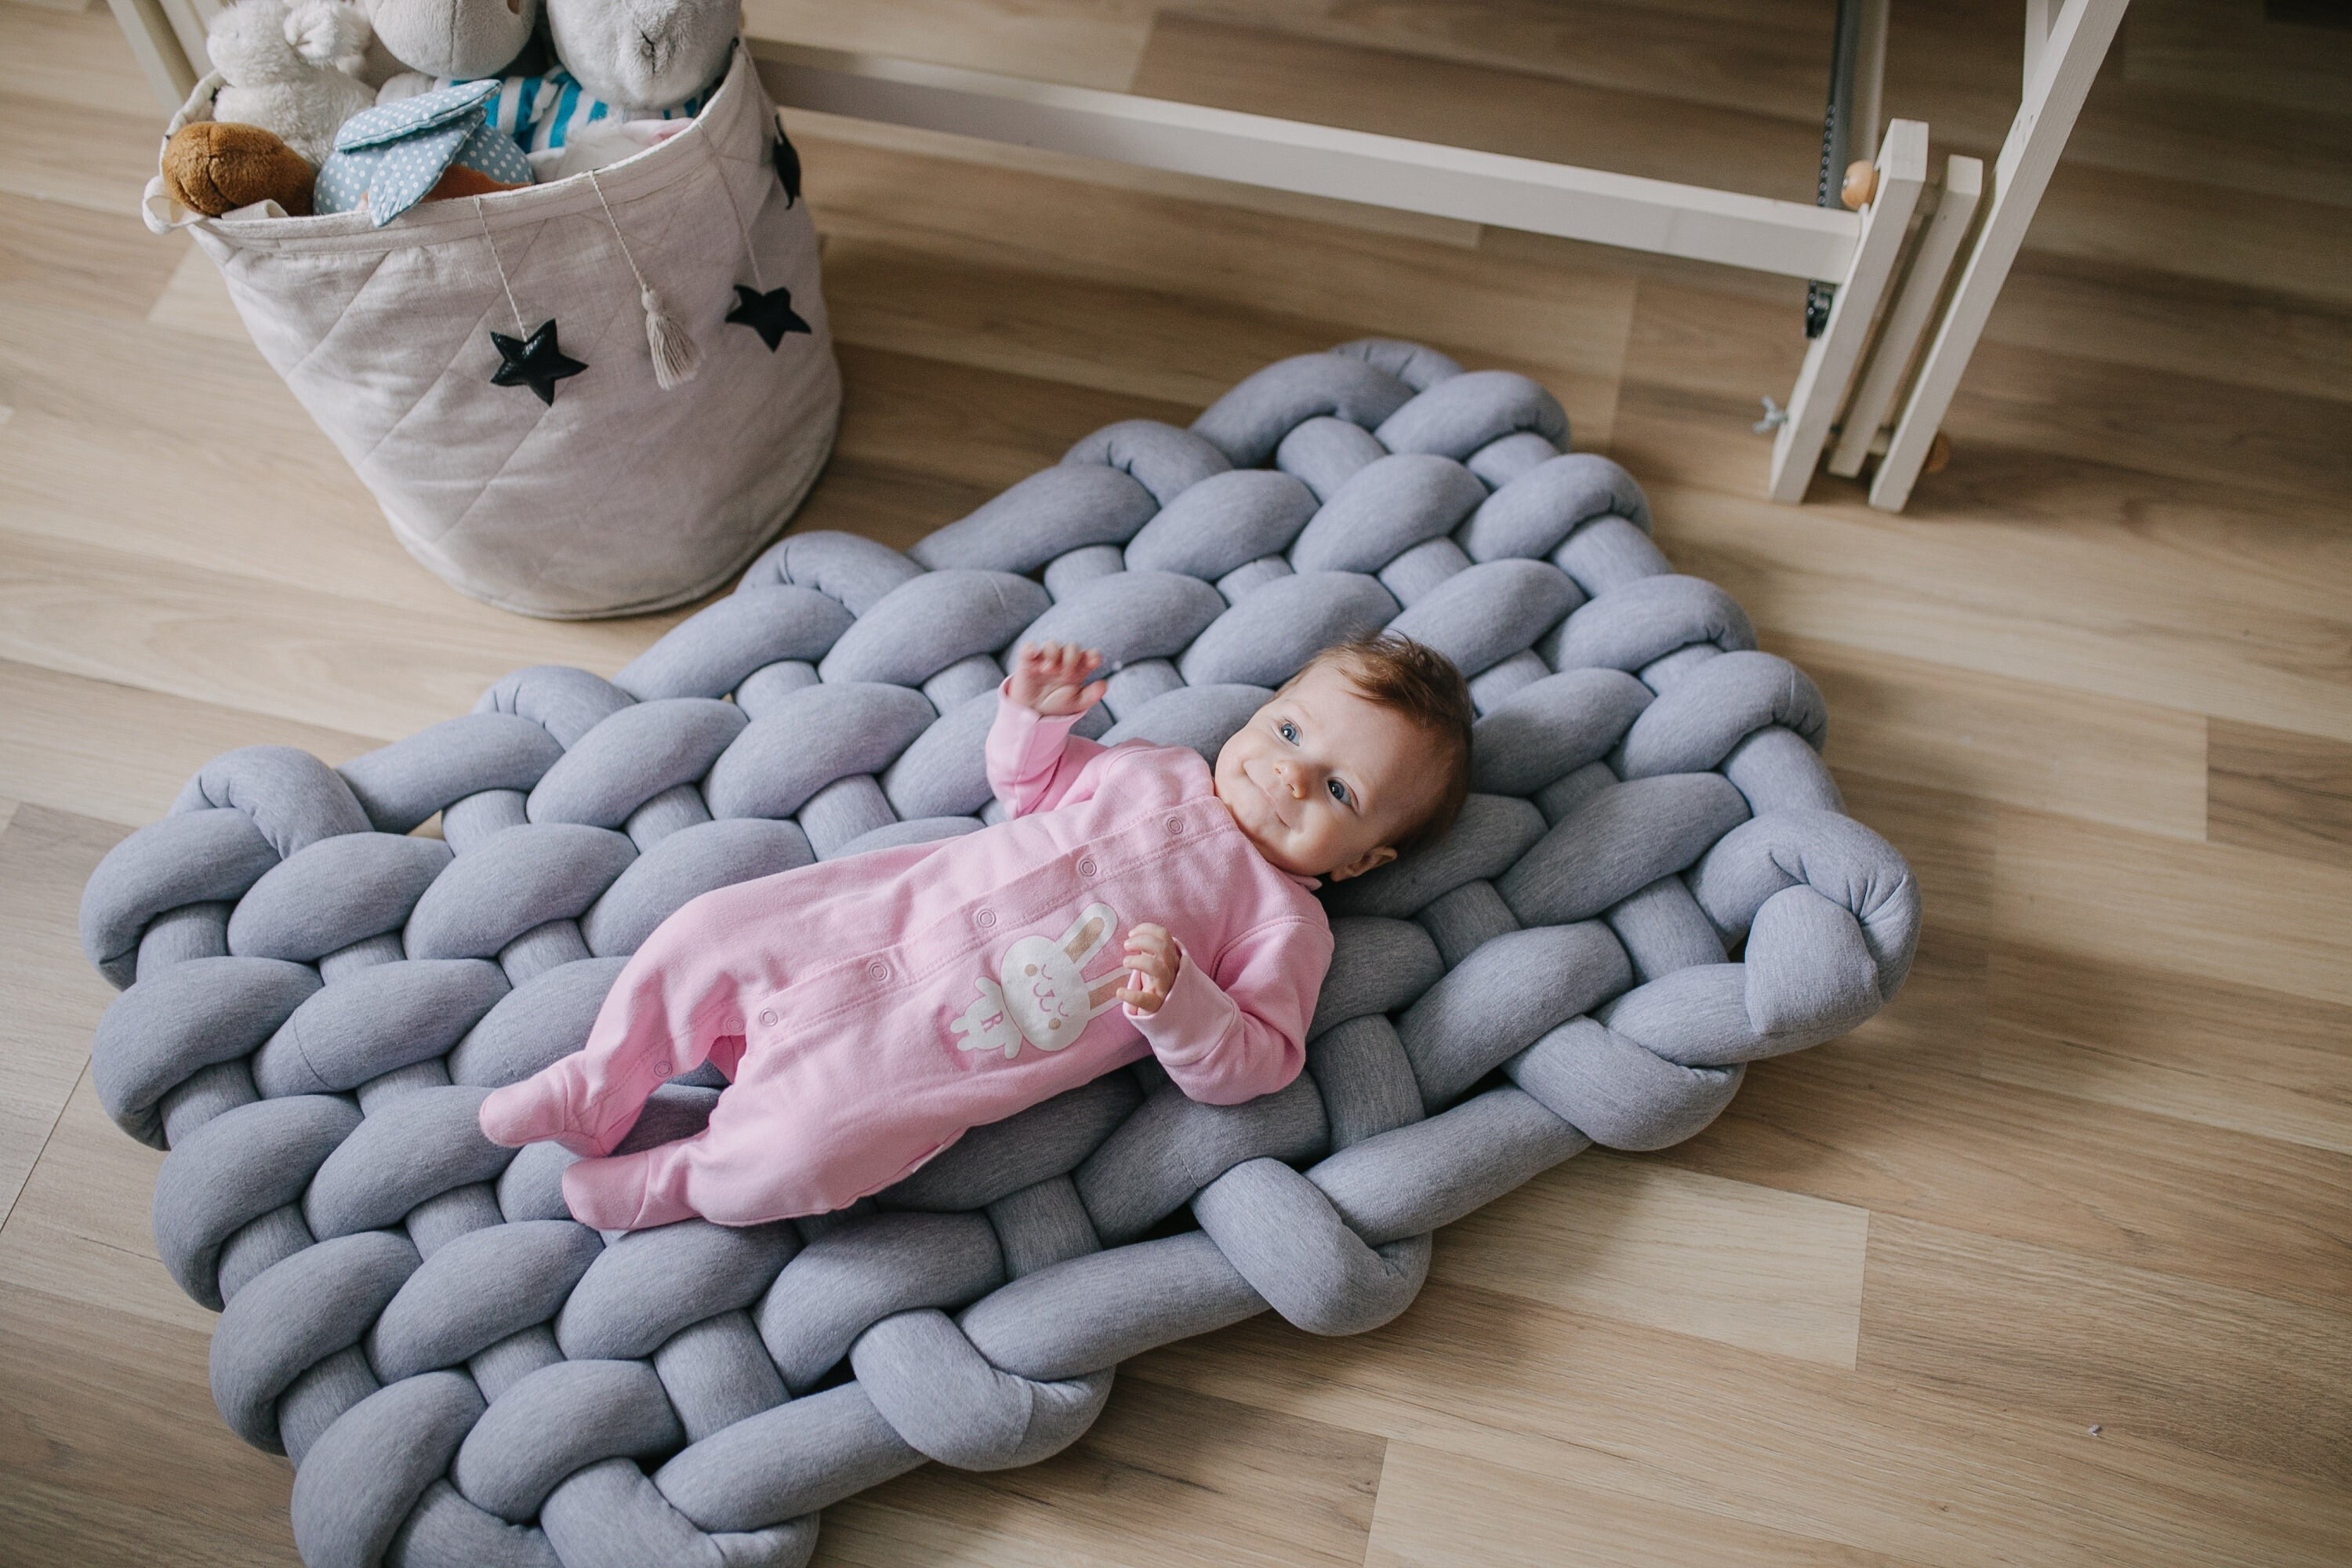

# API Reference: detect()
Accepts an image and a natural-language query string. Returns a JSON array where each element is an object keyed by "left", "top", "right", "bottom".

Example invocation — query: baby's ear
[{"left": 1326, "top": 844, "right": 1398, "bottom": 883}]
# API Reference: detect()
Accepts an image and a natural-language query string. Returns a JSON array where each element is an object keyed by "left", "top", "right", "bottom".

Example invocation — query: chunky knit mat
[{"left": 78, "top": 340, "right": 1918, "bottom": 1568}]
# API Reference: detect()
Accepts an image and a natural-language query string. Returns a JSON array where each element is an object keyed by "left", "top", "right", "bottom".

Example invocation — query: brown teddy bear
[{"left": 161, "top": 119, "right": 319, "bottom": 217}]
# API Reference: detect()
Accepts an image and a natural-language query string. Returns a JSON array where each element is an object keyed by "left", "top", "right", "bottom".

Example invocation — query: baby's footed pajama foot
[
  {"left": 478, "top": 1056, "right": 633, "bottom": 1156},
  {"left": 561, "top": 1149, "right": 701, "bottom": 1231}
]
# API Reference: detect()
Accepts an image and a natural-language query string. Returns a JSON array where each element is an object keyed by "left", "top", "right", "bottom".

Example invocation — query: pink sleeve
[
  {"left": 985, "top": 681, "right": 1107, "bottom": 817},
  {"left": 1129, "top": 916, "right": 1330, "bottom": 1105}
]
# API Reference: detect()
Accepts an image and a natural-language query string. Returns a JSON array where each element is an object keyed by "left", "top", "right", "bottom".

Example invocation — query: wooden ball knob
[
  {"left": 1924, "top": 430, "right": 1952, "bottom": 474},
  {"left": 1841, "top": 159, "right": 1878, "bottom": 211}
]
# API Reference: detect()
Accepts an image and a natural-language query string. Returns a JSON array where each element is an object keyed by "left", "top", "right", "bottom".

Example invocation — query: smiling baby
[{"left": 478, "top": 631, "right": 1473, "bottom": 1231}]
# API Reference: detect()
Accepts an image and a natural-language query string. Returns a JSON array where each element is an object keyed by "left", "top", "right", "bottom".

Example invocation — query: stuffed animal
[
  {"left": 356, "top": 0, "right": 541, "bottom": 90},
  {"left": 386, "top": 0, "right": 739, "bottom": 180},
  {"left": 314, "top": 78, "right": 532, "bottom": 225},
  {"left": 205, "top": 0, "right": 377, "bottom": 166},
  {"left": 159, "top": 118, "right": 320, "bottom": 216},
  {"left": 544, "top": 0, "right": 738, "bottom": 114}
]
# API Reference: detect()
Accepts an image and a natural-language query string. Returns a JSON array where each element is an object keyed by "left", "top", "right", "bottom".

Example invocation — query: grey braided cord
[{"left": 79, "top": 339, "right": 1918, "bottom": 1568}]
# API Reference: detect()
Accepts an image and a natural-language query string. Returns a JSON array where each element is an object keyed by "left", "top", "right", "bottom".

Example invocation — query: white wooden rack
[{"left": 107, "top": 0, "right": 2129, "bottom": 511}]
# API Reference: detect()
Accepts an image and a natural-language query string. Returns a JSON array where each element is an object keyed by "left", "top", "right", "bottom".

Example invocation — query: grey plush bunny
[
  {"left": 358, "top": 0, "right": 539, "bottom": 86},
  {"left": 546, "top": 0, "right": 739, "bottom": 112}
]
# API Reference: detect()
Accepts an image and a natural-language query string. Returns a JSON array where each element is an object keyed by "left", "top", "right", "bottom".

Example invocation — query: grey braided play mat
[{"left": 78, "top": 339, "right": 1918, "bottom": 1568}]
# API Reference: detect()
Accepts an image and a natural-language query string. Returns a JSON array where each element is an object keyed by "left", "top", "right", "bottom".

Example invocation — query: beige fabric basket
[{"left": 147, "top": 45, "right": 840, "bottom": 619}]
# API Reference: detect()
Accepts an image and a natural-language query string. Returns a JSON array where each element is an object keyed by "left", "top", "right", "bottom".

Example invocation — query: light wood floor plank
[
  {"left": 0, "top": 522, "right": 662, "bottom": 742},
  {"left": 0, "top": 805, "right": 125, "bottom": 1221},
  {"left": 1363, "top": 1439, "right": 1926, "bottom": 1568},
  {"left": 2123, "top": 0, "right": 2352, "bottom": 114},
  {"left": 0, "top": 658, "right": 382, "bottom": 826},
  {"left": 0, "top": 190, "right": 184, "bottom": 321},
  {"left": 1981, "top": 942, "right": 2352, "bottom": 1158},
  {"left": 2019, "top": 148, "right": 2352, "bottom": 306},
  {"left": 0, "top": 2, "right": 154, "bottom": 110},
  {"left": 786, "top": 456, "right": 999, "bottom": 559},
  {"left": 0, "top": 1070, "right": 212, "bottom": 1336},
  {"left": 1786, "top": 633, "right": 2209, "bottom": 841},
  {"left": 0, "top": 294, "right": 504, "bottom": 612},
  {"left": 1859, "top": 1214, "right": 2352, "bottom": 1486},
  {"left": 1188, "top": 0, "right": 1837, "bottom": 123},
  {"left": 1637, "top": 473, "right": 2352, "bottom": 746},
  {"left": 0, "top": 1279, "right": 299, "bottom": 1559},
  {"left": 1131, "top": 1280, "right": 2352, "bottom": 1568},
  {"left": 1434, "top": 1151, "right": 1868, "bottom": 1369},
  {"left": 786, "top": 107, "right": 1486, "bottom": 249},
  {"left": 815, "top": 1377, "right": 1383, "bottom": 1568},
  {"left": 1131, "top": 13, "right": 1820, "bottom": 201},
  {"left": 1833, "top": 775, "right": 1993, "bottom": 936},
  {"left": 822, "top": 233, "right": 1626, "bottom": 445},
  {"left": 1621, "top": 277, "right": 2352, "bottom": 507},
  {"left": 744, "top": 0, "right": 1155, "bottom": 90},
  {"left": 1880, "top": 0, "right": 2352, "bottom": 209},
  {"left": 0, "top": 1475, "right": 296, "bottom": 1568},
  {"left": 799, "top": 132, "right": 1641, "bottom": 430},
  {"left": 1993, "top": 807, "right": 2352, "bottom": 1010},
  {"left": 2208, "top": 717, "right": 2352, "bottom": 872},
  {"left": 144, "top": 245, "right": 249, "bottom": 343},
  {"left": 0, "top": 89, "right": 158, "bottom": 214},
  {"left": 832, "top": 342, "right": 1200, "bottom": 493},
  {"left": 1987, "top": 252, "right": 2352, "bottom": 406},
  {"left": 1680, "top": 1040, "right": 2352, "bottom": 1318},
  {"left": 1932, "top": 336, "right": 2352, "bottom": 506}
]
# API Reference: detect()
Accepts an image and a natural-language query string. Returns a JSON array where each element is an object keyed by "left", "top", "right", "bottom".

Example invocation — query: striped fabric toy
[{"left": 442, "top": 66, "right": 709, "bottom": 154}]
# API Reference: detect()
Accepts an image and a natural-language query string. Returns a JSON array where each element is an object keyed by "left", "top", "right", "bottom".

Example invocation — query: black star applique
[
  {"left": 489, "top": 320, "right": 587, "bottom": 405},
  {"left": 772, "top": 128, "right": 801, "bottom": 205},
  {"left": 726, "top": 284, "right": 811, "bottom": 351}
]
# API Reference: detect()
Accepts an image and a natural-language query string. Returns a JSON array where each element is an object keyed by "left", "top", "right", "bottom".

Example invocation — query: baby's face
[{"left": 1213, "top": 662, "right": 1436, "bottom": 882}]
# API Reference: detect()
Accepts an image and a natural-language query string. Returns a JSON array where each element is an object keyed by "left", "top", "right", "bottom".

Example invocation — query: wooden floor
[{"left": 4, "top": 0, "right": 2350, "bottom": 1563}]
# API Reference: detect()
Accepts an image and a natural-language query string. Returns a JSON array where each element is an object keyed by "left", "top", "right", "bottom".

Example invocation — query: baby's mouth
[{"left": 1245, "top": 757, "right": 1294, "bottom": 829}]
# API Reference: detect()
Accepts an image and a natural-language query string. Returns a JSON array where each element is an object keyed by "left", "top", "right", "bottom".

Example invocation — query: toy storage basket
[{"left": 145, "top": 45, "right": 840, "bottom": 620}]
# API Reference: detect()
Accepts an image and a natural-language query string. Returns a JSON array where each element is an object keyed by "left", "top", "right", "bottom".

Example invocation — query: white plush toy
[
  {"left": 370, "top": 0, "right": 739, "bottom": 180},
  {"left": 206, "top": 0, "right": 378, "bottom": 167}
]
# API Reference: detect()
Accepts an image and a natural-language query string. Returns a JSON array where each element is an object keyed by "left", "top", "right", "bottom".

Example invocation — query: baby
[{"left": 478, "top": 631, "right": 1474, "bottom": 1231}]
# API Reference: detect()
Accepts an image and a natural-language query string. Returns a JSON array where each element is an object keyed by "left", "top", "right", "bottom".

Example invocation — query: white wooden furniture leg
[
  {"left": 1828, "top": 153, "right": 1983, "bottom": 478},
  {"left": 107, "top": 0, "right": 195, "bottom": 109},
  {"left": 1769, "top": 117, "right": 1928, "bottom": 503},
  {"left": 2024, "top": 0, "right": 2057, "bottom": 93},
  {"left": 154, "top": 0, "right": 212, "bottom": 89},
  {"left": 1871, "top": 0, "right": 2130, "bottom": 511}
]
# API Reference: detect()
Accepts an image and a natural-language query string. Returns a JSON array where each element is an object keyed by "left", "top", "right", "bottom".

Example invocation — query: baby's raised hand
[
  {"left": 1117, "top": 924, "right": 1179, "bottom": 1015},
  {"left": 1009, "top": 641, "right": 1107, "bottom": 717}
]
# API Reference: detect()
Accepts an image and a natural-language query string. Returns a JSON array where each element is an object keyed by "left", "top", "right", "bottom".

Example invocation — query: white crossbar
[{"left": 750, "top": 41, "right": 1863, "bottom": 280}]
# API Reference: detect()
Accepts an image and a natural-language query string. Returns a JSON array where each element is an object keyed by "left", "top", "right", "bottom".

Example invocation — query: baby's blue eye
[
  {"left": 1328, "top": 778, "right": 1350, "bottom": 804},
  {"left": 1277, "top": 720, "right": 1298, "bottom": 742}
]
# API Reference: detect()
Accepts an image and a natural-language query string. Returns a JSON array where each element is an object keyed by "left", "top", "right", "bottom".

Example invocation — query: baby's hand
[
  {"left": 1118, "top": 924, "right": 1179, "bottom": 1015},
  {"left": 1009, "top": 641, "right": 1107, "bottom": 718}
]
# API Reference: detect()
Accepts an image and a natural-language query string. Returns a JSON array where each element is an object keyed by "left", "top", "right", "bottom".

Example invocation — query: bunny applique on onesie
[{"left": 479, "top": 682, "right": 1334, "bottom": 1232}]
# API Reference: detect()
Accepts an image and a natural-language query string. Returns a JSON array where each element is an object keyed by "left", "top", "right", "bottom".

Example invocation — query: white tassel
[{"left": 641, "top": 285, "right": 702, "bottom": 390}]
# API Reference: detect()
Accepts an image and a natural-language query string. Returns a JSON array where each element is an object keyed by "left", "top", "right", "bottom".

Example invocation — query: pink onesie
[{"left": 481, "top": 687, "right": 1334, "bottom": 1231}]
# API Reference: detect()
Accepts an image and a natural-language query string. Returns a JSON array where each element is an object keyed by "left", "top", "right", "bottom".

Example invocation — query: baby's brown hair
[{"left": 1296, "top": 631, "right": 1474, "bottom": 857}]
